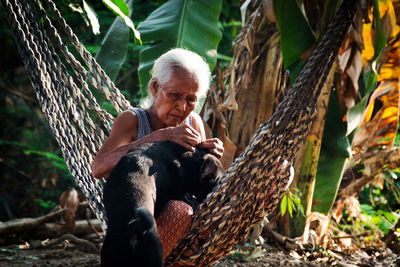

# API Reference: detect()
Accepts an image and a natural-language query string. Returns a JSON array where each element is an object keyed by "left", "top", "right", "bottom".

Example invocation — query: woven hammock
[{"left": 3, "top": 0, "right": 358, "bottom": 265}]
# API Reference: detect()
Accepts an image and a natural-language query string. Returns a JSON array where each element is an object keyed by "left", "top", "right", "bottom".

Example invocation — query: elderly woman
[{"left": 92, "top": 48, "right": 224, "bottom": 257}]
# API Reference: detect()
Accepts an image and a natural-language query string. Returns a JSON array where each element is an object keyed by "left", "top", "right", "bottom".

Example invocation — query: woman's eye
[
  {"left": 168, "top": 93, "right": 180, "bottom": 100},
  {"left": 187, "top": 97, "right": 197, "bottom": 103}
]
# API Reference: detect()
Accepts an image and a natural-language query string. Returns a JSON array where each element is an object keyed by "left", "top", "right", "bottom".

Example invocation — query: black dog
[{"left": 101, "top": 141, "right": 223, "bottom": 267}]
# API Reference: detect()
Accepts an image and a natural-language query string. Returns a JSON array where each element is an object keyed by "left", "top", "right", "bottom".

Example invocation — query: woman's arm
[
  {"left": 91, "top": 111, "right": 140, "bottom": 179},
  {"left": 92, "top": 111, "right": 205, "bottom": 179}
]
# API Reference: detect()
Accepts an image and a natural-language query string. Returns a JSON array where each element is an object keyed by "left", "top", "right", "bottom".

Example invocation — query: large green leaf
[
  {"left": 87, "top": 0, "right": 135, "bottom": 113},
  {"left": 102, "top": 0, "right": 141, "bottom": 40},
  {"left": 137, "top": 0, "right": 223, "bottom": 95},
  {"left": 95, "top": 0, "right": 133, "bottom": 83},
  {"left": 273, "top": 0, "right": 316, "bottom": 83},
  {"left": 313, "top": 153, "right": 348, "bottom": 213},
  {"left": 102, "top": 0, "right": 130, "bottom": 16},
  {"left": 313, "top": 93, "right": 351, "bottom": 213}
]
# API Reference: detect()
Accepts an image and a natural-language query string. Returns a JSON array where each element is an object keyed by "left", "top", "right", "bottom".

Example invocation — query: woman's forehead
[{"left": 162, "top": 71, "right": 200, "bottom": 94}]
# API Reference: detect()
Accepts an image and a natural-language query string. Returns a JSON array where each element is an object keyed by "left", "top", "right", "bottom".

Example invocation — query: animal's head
[
  {"left": 197, "top": 153, "right": 224, "bottom": 200},
  {"left": 180, "top": 148, "right": 224, "bottom": 202}
]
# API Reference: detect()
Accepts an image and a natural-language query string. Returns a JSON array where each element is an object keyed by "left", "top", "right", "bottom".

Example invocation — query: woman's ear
[{"left": 150, "top": 78, "right": 159, "bottom": 97}]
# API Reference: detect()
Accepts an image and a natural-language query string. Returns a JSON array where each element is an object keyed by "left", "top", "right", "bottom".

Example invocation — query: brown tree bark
[{"left": 228, "top": 26, "right": 288, "bottom": 148}]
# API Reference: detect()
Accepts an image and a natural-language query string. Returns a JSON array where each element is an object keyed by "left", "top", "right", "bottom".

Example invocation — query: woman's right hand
[{"left": 157, "top": 124, "right": 202, "bottom": 151}]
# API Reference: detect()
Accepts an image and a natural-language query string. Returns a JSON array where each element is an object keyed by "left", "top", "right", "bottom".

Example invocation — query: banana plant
[
  {"left": 275, "top": 0, "right": 392, "bottom": 230},
  {"left": 137, "top": 0, "right": 223, "bottom": 96},
  {"left": 95, "top": 0, "right": 135, "bottom": 82}
]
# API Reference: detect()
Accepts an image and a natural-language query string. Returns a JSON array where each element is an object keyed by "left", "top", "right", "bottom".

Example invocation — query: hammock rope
[
  {"left": 166, "top": 1, "right": 358, "bottom": 265},
  {"left": 3, "top": 0, "right": 358, "bottom": 265},
  {"left": 2, "top": 0, "right": 121, "bottom": 226}
]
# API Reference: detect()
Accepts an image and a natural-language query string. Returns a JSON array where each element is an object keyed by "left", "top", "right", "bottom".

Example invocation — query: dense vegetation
[
  {"left": 1, "top": 0, "right": 400, "bottom": 263},
  {"left": 0, "top": 0, "right": 240, "bottom": 220}
]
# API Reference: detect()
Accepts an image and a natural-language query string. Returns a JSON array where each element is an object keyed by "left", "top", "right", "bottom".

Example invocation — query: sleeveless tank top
[{"left": 128, "top": 108, "right": 192, "bottom": 140}]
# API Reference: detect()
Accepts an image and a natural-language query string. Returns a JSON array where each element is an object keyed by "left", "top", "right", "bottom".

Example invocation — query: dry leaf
[
  {"left": 262, "top": 0, "right": 275, "bottom": 22},
  {"left": 337, "top": 230, "right": 352, "bottom": 247},
  {"left": 335, "top": 7, "right": 364, "bottom": 111},
  {"left": 303, "top": 212, "right": 331, "bottom": 248},
  {"left": 370, "top": 172, "right": 385, "bottom": 190},
  {"left": 331, "top": 200, "right": 345, "bottom": 223},
  {"left": 353, "top": 82, "right": 398, "bottom": 153},
  {"left": 217, "top": 123, "right": 238, "bottom": 170},
  {"left": 344, "top": 195, "right": 361, "bottom": 219},
  {"left": 59, "top": 188, "right": 81, "bottom": 230}
]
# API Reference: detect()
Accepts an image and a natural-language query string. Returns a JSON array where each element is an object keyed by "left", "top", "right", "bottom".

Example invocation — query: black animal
[{"left": 101, "top": 141, "right": 223, "bottom": 267}]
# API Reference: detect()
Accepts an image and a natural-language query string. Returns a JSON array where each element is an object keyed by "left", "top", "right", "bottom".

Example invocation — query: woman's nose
[{"left": 175, "top": 98, "right": 186, "bottom": 112}]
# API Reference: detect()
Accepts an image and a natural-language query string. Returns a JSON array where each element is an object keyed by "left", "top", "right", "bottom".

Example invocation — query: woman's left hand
[{"left": 199, "top": 138, "right": 224, "bottom": 158}]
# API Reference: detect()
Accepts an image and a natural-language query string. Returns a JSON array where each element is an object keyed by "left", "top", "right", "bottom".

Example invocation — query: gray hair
[{"left": 140, "top": 48, "right": 211, "bottom": 108}]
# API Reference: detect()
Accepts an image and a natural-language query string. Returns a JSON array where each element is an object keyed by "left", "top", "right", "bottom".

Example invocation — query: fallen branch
[
  {"left": 338, "top": 147, "right": 400, "bottom": 198},
  {"left": 0, "top": 202, "right": 96, "bottom": 240},
  {"left": 41, "top": 233, "right": 100, "bottom": 253},
  {"left": 38, "top": 219, "right": 103, "bottom": 238},
  {"left": 0, "top": 208, "right": 65, "bottom": 237},
  {"left": 332, "top": 232, "right": 369, "bottom": 240},
  {"left": 86, "top": 208, "right": 103, "bottom": 240},
  {"left": 264, "top": 224, "right": 312, "bottom": 251}
]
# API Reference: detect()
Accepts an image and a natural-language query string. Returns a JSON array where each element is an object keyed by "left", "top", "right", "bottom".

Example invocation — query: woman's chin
[{"left": 164, "top": 116, "right": 184, "bottom": 127}]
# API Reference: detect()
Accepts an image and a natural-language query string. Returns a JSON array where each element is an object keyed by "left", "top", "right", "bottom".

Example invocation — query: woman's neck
[{"left": 146, "top": 106, "right": 166, "bottom": 131}]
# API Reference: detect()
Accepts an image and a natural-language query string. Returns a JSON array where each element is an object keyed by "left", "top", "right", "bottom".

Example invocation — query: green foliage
[
  {"left": 137, "top": 0, "right": 223, "bottom": 95},
  {"left": 281, "top": 188, "right": 304, "bottom": 217},
  {"left": 217, "top": 1, "right": 241, "bottom": 68},
  {"left": 95, "top": 0, "right": 135, "bottom": 82},
  {"left": 313, "top": 93, "right": 351, "bottom": 214},
  {"left": 103, "top": 0, "right": 130, "bottom": 16},
  {"left": 102, "top": 0, "right": 141, "bottom": 41},
  {"left": 337, "top": 171, "right": 400, "bottom": 236},
  {"left": 0, "top": 99, "right": 75, "bottom": 220},
  {"left": 273, "top": 0, "right": 316, "bottom": 83},
  {"left": 35, "top": 198, "right": 58, "bottom": 210},
  {"left": 0, "top": 139, "right": 69, "bottom": 173}
]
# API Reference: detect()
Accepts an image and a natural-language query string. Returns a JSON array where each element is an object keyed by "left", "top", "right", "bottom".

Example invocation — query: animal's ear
[{"left": 200, "top": 156, "right": 219, "bottom": 181}]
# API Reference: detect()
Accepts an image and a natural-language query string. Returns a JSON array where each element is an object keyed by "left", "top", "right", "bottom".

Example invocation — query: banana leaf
[
  {"left": 88, "top": 0, "right": 134, "bottom": 113},
  {"left": 274, "top": 0, "right": 351, "bottom": 216},
  {"left": 137, "top": 0, "right": 223, "bottom": 95},
  {"left": 313, "top": 93, "right": 351, "bottom": 213},
  {"left": 313, "top": 0, "right": 389, "bottom": 213},
  {"left": 273, "top": 0, "right": 316, "bottom": 83},
  {"left": 95, "top": 0, "right": 134, "bottom": 83}
]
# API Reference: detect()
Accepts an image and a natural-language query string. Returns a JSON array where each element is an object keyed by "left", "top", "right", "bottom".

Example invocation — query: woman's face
[{"left": 151, "top": 68, "right": 200, "bottom": 127}]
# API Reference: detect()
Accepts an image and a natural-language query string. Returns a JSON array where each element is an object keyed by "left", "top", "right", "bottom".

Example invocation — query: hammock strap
[
  {"left": 38, "top": 0, "right": 132, "bottom": 114},
  {"left": 166, "top": 0, "right": 358, "bottom": 265},
  {"left": 2, "top": 0, "right": 109, "bottom": 226},
  {"left": 22, "top": 1, "right": 109, "bottom": 149},
  {"left": 32, "top": 0, "right": 115, "bottom": 132}
]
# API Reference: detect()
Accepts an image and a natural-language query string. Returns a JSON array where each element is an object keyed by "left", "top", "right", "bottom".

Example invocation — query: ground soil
[{"left": 0, "top": 242, "right": 398, "bottom": 267}]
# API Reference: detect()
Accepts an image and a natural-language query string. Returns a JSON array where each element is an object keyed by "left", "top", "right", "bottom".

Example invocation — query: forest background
[{"left": 0, "top": 0, "right": 400, "bottom": 265}]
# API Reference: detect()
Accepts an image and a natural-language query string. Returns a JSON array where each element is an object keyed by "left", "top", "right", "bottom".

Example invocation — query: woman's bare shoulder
[
  {"left": 189, "top": 112, "right": 206, "bottom": 139},
  {"left": 109, "top": 109, "right": 138, "bottom": 140},
  {"left": 190, "top": 112, "right": 203, "bottom": 125}
]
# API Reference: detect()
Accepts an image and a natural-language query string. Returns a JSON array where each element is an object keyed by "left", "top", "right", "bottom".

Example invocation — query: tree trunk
[
  {"left": 228, "top": 26, "right": 288, "bottom": 147},
  {"left": 289, "top": 63, "right": 336, "bottom": 237}
]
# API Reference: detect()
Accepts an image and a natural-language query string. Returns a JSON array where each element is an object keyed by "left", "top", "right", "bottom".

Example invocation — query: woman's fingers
[
  {"left": 200, "top": 138, "right": 224, "bottom": 158},
  {"left": 163, "top": 124, "right": 202, "bottom": 149}
]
